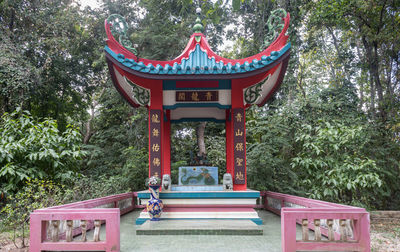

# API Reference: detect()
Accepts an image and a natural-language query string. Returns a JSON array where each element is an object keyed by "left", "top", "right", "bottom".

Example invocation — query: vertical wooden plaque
[
  {"left": 149, "top": 109, "right": 162, "bottom": 178},
  {"left": 233, "top": 108, "right": 246, "bottom": 184}
]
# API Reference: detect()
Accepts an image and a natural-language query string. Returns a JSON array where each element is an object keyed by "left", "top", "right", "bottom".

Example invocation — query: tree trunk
[
  {"left": 385, "top": 55, "right": 394, "bottom": 119},
  {"left": 369, "top": 72, "right": 376, "bottom": 118},
  {"left": 196, "top": 122, "right": 207, "bottom": 157},
  {"left": 83, "top": 107, "right": 95, "bottom": 144},
  {"left": 321, "top": 34, "right": 337, "bottom": 82},
  {"left": 297, "top": 60, "right": 306, "bottom": 99},
  {"left": 362, "top": 35, "right": 379, "bottom": 119},
  {"left": 82, "top": 87, "right": 105, "bottom": 144},
  {"left": 372, "top": 42, "right": 386, "bottom": 120},
  {"left": 9, "top": 8, "right": 15, "bottom": 31},
  {"left": 355, "top": 45, "right": 364, "bottom": 110}
]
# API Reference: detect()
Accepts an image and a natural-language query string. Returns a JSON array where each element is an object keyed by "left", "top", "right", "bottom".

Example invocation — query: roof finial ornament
[
  {"left": 260, "top": 8, "right": 287, "bottom": 51},
  {"left": 107, "top": 14, "right": 138, "bottom": 55},
  {"left": 192, "top": 6, "right": 204, "bottom": 34}
]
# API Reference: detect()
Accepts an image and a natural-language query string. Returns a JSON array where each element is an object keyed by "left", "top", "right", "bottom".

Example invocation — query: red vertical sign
[
  {"left": 149, "top": 109, "right": 162, "bottom": 178},
  {"left": 233, "top": 108, "right": 246, "bottom": 184}
]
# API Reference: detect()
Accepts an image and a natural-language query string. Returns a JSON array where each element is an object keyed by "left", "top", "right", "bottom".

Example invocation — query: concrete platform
[
  {"left": 136, "top": 189, "right": 263, "bottom": 225},
  {"left": 136, "top": 207, "right": 262, "bottom": 225},
  {"left": 136, "top": 219, "right": 263, "bottom": 235},
  {"left": 81, "top": 209, "right": 305, "bottom": 252}
]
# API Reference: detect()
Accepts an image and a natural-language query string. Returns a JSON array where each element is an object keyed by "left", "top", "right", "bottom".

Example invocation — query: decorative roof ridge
[
  {"left": 105, "top": 42, "right": 290, "bottom": 75},
  {"left": 105, "top": 10, "right": 290, "bottom": 69}
]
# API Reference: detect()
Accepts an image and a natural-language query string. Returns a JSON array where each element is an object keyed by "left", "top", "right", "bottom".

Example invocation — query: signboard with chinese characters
[
  {"left": 178, "top": 166, "right": 218, "bottom": 186},
  {"left": 233, "top": 108, "right": 246, "bottom": 184},
  {"left": 149, "top": 109, "right": 162, "bottom": 178},
  {"left": 175, "top": 91, "right": 218, "bottom": 102}
]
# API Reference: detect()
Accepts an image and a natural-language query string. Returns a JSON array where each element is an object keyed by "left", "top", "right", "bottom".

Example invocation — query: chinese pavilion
[
  {"left": 27, "top": 9, "right": 371, "bottom": 251},
  {"left": 104, "top": 9, "right": 290, "bottom": 192}
]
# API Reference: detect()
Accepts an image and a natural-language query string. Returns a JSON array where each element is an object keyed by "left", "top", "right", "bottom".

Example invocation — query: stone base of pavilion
[
  {"left": 136, "top": 188, "right": 263, "bottom": 226},
  {"left": 93, "top": 209, "right": 283, "bottom": 251},
  {"left": 136, "top": 219, "right": 263, "bottom": 235}
]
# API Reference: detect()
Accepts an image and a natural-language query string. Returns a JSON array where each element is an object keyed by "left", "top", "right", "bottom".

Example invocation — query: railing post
[
  {"left": 106, "top": 209, "right": 120, "bottom": 252},
  {"left": 263, "top": 192, "right": 268, "bottom": 210},
  {"left": 358, "top": 213, "right": 371, "bottom": 252},
  {"left": 30, "top": 213, "right": 42, "bottom": 252},
  {"left": 132, "top": 194, "right": 136, "bottom": 209},
  {"left": 281, "top": 208, "right": 297, "bottom": 252}
]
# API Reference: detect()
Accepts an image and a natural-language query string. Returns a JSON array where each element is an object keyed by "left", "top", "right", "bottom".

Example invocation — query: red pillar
[
  {"left": 231, "top": 108, "right": 247, "bottom": 190},
  {"left": 149, "top": 109, "right": 163, "bottom": 178},
  {"left": 225, "top": 109, "right": 233, "bottom": 176},
  {"left": 163, "top": 110, "right": 171, "bottom": 176},
  {"left": 148, "top": 81, "right": 164, "bottom": 178},
  {"left": 229, "top": 81, "right": 247, "bottom": 191}
]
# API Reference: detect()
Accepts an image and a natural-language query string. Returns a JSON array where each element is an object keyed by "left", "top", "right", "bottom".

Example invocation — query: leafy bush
[
  {"left": 1, "top": 179, "right": 64, "bottom": 248},
  {"left": 0, "top": 108, "right": 86, "bottom": 193},
  {"left": 246, "top": 106, "right": 298, "bottom": 194},
  {"left": 64, "top": 146, "right": 148, "bottom": 202},
  {"left": 291, "top": 121, "right": 383, "bottom": 208}
]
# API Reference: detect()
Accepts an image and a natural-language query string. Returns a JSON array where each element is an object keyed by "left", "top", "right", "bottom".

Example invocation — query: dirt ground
[
  {"left": 371, "top": 223, "right": 400, "bottom": 252},
  {"left": 0, "top": 233, "right": 28, "bottom": 252}
]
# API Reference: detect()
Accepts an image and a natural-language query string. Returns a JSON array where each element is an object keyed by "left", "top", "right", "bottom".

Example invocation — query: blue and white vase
[{"left": 146, "top": 185, "right": 163, "bottom": 221}]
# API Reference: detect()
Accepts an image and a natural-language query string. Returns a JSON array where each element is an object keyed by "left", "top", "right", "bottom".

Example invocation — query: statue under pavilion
[{"left": 104, "top": 9, "right": 290, "bottom": 225}]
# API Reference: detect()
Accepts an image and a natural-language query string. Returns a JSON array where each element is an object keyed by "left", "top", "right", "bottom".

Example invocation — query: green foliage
[
  {"left": 121, "top": 147, "right": 149, "bottom": 191},
  {"left": 1, "top": 179, "right": 64, "bottom": 246},
  {"left": 83, "top": 88, "right": 148, "bottom": 177},
  {"left": 0, "top": 108, "right": 85, "bottom": 193},
  {"left": 206, "top": 135, "right": 226, "bottom": 180},
  {"left": 0, "top": 33, "right": 38, "bottom": 114},
  {"left": 291, "top": 121, "right": 382, "bottom": 207},
  {"left": 246, "top": 105, "right": 297, "bottom": 193}
]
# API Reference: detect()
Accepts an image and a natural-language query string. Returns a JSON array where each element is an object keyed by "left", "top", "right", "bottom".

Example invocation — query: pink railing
[
  {"left": 261, "top": 191, "right": 370, "bottom": 252},
  {"left": 29, "top": 192, "right": 137, "bottom": 252},
  {"left": 30, "top": 190, "right": 371, "bottom": 252}
]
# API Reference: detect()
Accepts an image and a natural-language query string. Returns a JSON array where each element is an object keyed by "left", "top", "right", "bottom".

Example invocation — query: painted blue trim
[
  {"left": 163, "top": 103, "right": 230, "bottom": 110},
  {"left": 163, "top": 80, "right": 177, "bottom": 90},
  {"left": 137, "top": 191, "right": 260, "bottom": 199},
  {"left": 135, "top": 218, "right": 148, "bottom": 225},
  {"left": 251, "top": 218, "right": 263, "bottom": 225},
  {"left": 105, "top": 42, "right": 291, "bottom": 75},
  {"left": 163, "top": 80, "right": 231, "bottom": 90},
  {"left": 135, "top": 218, "right": 263, "bottom": 226},
  {"left": 171, "top": 118, "right": 226, "bottom": 124},
  {"left": 218, "top": 80, "right": 231, "bottom": 89}
]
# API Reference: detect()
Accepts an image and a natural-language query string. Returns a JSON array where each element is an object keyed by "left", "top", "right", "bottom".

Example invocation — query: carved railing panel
[
  {"left": 262, "top": 191, "right": 370, "bottom": 252},
  {"left": 30, "top": 192, "right": 136, "bottom": 251}
]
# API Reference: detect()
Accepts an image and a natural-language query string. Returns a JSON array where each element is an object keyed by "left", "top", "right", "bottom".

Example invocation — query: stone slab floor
[{"left": 87, "top": 209, "right": 304, "bottom": 252}]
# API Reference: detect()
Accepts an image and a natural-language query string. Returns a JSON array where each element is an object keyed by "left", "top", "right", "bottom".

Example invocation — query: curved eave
[
  {"left": 105, "top": 13, "right": 290, "bottom": 71},
  {"left": 105, "top": 47, "right": 290, "bottom": 80},
  {"left": 106, "top": 59, "right": 140, "bottom": 107},
  {"left": 256, "top": 56, "right": 290, "bottom": 107}
]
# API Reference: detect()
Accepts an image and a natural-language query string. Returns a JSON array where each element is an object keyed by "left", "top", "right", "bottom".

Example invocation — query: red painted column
[
  {"left": 225, "top": 109, "right": 233, "bottom": 176},
  {"left": 149, "top": 109, "right": 162, "bottom": 178},
  {"left": 163, "top": 110, "right": 171, "bottom": 176},
  {"left": 230, "top": 80, "right": 247, "bottom": 191},
  {"left": 231, "top": 108, "right": 247, "bottom": 190},
  {"left": 148, "top": 80, "right": 164, "bottom": 179}
]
